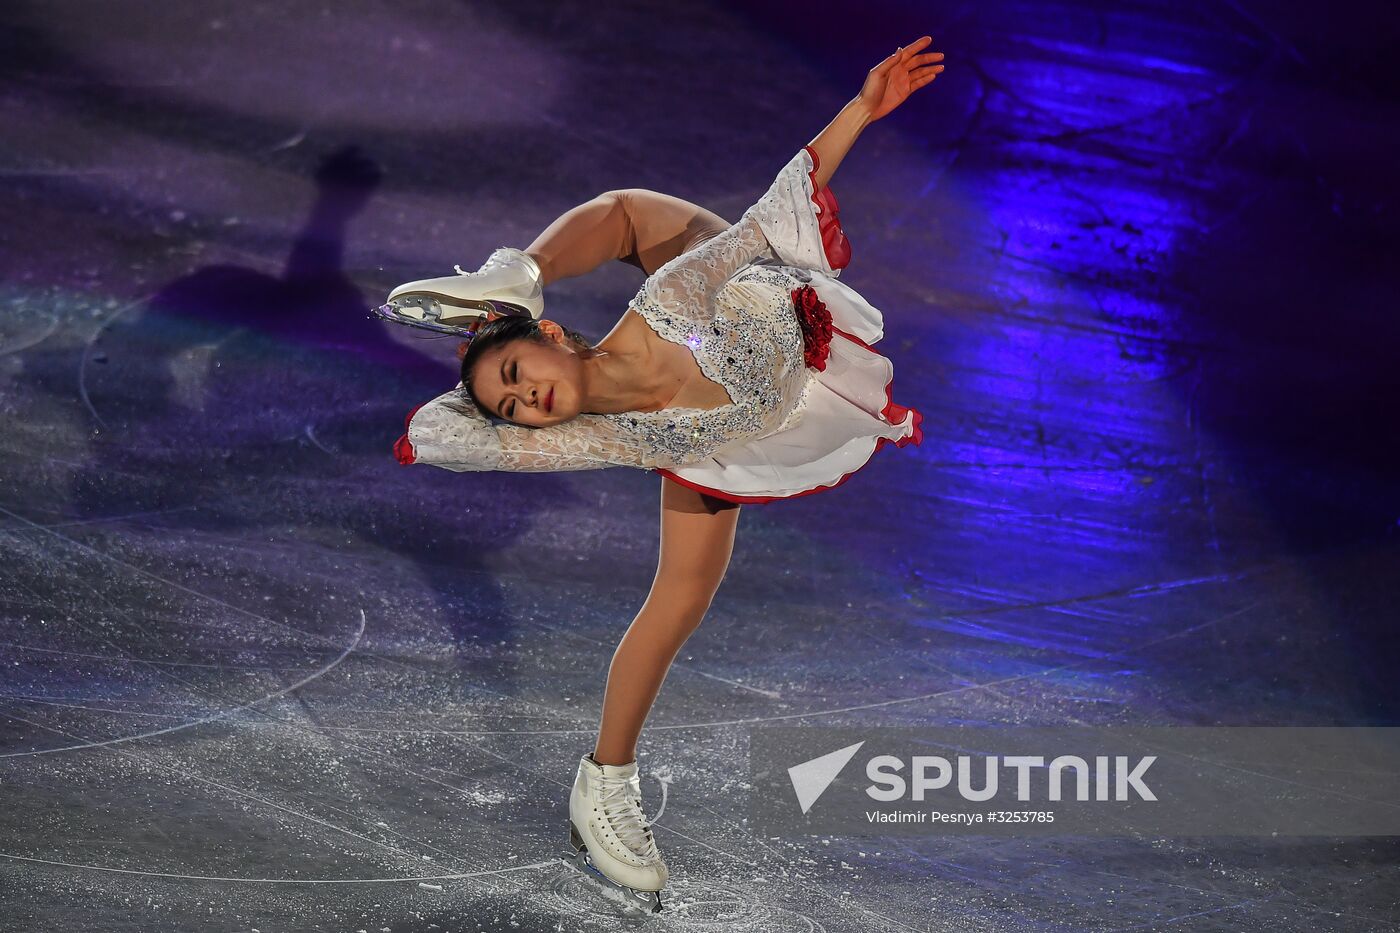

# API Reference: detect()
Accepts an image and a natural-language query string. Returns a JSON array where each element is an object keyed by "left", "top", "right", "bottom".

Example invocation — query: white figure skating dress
[{"left": 394, "top": 145, "right": 923, "bottom": 504}]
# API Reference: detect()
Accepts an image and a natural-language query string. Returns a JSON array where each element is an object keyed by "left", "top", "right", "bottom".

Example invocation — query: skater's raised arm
[
  {"left": 806, "top": 36, "right": 946, "bottom": 190},
  {"left": 630, "top": 39, "right": 947, "bottom": 320},
  {"left": 806, "top": 100, "right": 873, "bottom": 193}
]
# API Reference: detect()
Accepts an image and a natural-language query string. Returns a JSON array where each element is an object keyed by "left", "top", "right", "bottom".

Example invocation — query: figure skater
[{"left": 376, "top": 37, "right": 945, "bottom": 912}]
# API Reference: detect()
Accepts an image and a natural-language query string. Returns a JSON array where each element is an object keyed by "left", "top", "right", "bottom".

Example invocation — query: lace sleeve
[
  {"left": 630, "top": 145, "right": 851, "bottom": 326},
  {"left": 629, "top": 210, "right": 774, "bottom": 330},
  {"left": 743, "top": 145, "right": 851, "bottom": 276},
  {"left": 394, "top": 384, "right": 647, "bottom": 473}
]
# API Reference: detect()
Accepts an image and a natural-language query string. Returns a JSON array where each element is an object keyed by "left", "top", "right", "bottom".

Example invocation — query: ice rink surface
[{"left": 2, "top": 1, "right": 1398, "bottom": 929}]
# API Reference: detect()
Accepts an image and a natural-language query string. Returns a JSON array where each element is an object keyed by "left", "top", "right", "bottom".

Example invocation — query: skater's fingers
[
  {"left": 879, "top": 36, "right": 932, "bottom": 73},
  {"left": 873, "top": 48, "right": 901, "bottom": 73}
]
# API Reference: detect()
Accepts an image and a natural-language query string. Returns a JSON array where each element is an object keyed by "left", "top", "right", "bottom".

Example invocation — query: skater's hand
[{"left": 858, "top": 36, "right": 945, "bottom": 122}]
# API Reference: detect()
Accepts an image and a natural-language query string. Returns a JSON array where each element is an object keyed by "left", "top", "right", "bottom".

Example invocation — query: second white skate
[
  {"left": 373, "top": 246, "right": 544, "bottom": 337},
  {"left": 560, "top": 753, "right": 668, "bottom": 914}
]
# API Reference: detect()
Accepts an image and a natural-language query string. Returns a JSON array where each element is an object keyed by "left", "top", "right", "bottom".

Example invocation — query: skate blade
[
  {"left": 560, "top": 826, "right": 663, "bottom": 914},
  {"left": 371, "top": 300, "right": 482, "bottom": 338},
  {"left": 389, "top": 289, "right": 534, "bottom": 322}
]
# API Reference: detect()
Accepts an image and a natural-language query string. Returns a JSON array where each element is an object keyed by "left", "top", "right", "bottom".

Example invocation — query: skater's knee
[
  {"left": 601, "top": 189, "right": 654, "bottom": 243},
  {"left": 600, "top": 188, "right": 651, "bottom": 209},
  {"left": 595, "top": 189, "right": 643, "bottom": 269},
  {"left": 606, "top": 189, "right": 723, "bottom": 275},
  {"left": 599, "top": 189, "right": 646, "bottom": 226}
]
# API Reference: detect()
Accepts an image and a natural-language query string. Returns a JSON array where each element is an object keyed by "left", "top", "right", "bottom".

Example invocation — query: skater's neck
[{"left": 578, "top": 318, "right": 676, "bottom": 415}]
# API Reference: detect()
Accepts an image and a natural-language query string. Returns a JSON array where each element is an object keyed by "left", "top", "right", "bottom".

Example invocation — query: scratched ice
[{"left": 2, "top": 1, "right": 1399, "bottom": 931}]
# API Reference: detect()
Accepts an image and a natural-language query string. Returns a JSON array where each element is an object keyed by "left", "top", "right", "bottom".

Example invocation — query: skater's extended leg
[
  {"left": 524, "top": 190, "right": 730, "bottom": 286},
  {"left": 592, "top": 480, "right": 741, "bottom": 766}
]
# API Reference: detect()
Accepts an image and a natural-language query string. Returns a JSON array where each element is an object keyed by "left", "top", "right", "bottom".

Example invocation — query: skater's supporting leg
[
  {"left": 524, "top": 190, "right": 730, "bottom": 286},
  {"left": 592, "top": 480, "right": 740, "bottom": 766}
]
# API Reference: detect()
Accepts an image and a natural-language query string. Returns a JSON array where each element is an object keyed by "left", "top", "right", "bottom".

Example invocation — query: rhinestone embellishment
[{"left": 615, "top": 263, "right": 810, "bottom": 469}]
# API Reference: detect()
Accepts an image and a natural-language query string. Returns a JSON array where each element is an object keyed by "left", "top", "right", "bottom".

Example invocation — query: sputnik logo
[{"left": 787, "top": 741, "right": 865, "bottom": 814}]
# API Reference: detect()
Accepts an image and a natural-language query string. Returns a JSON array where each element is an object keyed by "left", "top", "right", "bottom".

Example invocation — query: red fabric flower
[{"left": 792, "top": 284, "right": 834, "bottom": 371}]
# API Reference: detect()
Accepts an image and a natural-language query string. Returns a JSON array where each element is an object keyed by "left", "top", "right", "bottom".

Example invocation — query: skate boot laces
[
  {"left": 596, "top": 773, "right": 660, "bottom": 861},
  {"left": 454, "top": 247, "right": 540, "bottom": 286}
]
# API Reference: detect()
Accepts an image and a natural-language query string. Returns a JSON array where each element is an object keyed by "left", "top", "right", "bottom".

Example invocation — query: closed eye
[{"left": 508, "top": 361, "right": 518, "bottom": 418}]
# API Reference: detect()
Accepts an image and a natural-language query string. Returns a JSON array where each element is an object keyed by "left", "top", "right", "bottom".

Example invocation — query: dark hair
[{"left": 460, "top": 316, "right": 593, "bottom": 420}]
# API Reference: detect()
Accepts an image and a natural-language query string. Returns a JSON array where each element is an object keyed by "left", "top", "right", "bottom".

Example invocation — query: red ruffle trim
[
  {"left": 802, "top": 144, "right": 851, "bottom": 271},
  {"left": 654, "top": 326, "right": 922, "bottom": 505},
  {"left": 393, "top": 401, "right": 427, "bottom": 465}
]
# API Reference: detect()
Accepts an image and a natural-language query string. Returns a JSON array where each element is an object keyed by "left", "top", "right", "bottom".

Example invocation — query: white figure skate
[
  {"left": 372, "top": 247, "right": 544, "bottom": 337},
  {"left": 560, "top": 753, "right": 668, "bottom": 913}
]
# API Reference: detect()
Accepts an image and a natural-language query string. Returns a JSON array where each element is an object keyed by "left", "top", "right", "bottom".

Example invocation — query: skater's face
[{"left": 469, "top": 323, "right": 585, "bottom": 427}]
